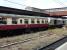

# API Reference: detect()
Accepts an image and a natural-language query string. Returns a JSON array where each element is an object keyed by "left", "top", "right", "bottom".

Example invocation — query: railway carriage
[
  {"left": 62, "top": 18, "right": 67, "bottom": 25},
  {"left": 0, "top": 6, "right": 66, "bottom": 33},
  {"left": 0, "top": 13, "right": 48, "bottom": 31},
  {"left": 0, "top": 13, "right": 65, "bottom": 31},
  {"left": 48, "top": 17, "right": 64, "bottom": 27}
]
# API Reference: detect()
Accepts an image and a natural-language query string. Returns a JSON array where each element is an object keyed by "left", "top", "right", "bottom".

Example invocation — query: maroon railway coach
[{"left": 0, "top": 6, "right": 49, "bottom": 31}]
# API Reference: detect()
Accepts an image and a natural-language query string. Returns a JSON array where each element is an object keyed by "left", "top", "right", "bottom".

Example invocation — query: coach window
[
  {"left": 54, "top": 20, "right": 57, "bottom": 25},
  {"left": 37, "top": 19, "right": 40, "bottom": 24},
  {"left": 63, "top": 20, "right": 65, "bottom": 25},
  {"left": 31, "top": 19, "right": 35, "bottom": 24},
  {"left": 0, "top": 17, "right": 7, "bottom": 24},
  {"left": 42, "top": 20, "right": 44, "bottom": 24},
  {"left": 45, "top": 20, "right": 48, "bottom": 24},
  {"left": 12, "top": 18, "right": 17, "bottom": 24},
  {"left": 24, "top": 19, "right": 28, "bottom": 24},
  {"left": 20, "top": 19, "right": 22, "bottom": 23}
]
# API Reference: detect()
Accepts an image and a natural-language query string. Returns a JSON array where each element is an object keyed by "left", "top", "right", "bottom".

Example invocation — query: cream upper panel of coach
[
  {"left": 17, "top": 15, "right": 48, "bottom": 24},
  {"left": 17, "top": 18, "right": 24, "bottom": 24},
  {"left": 17, "top": 17, "right": 47, "bottom": 24},
  {"left": 0, "top": 17, "right": 14, "bottom": 25},
  {"left": 7, "top": 17, "right": 18, "bottom": 25},
  {"left": 29, "top": 16, "right": 48, "bottom": 24},
  {"left": 0, "top": 13, "right": 48, "bottom": 25},
  {"left": 7, "top": 17, "right": 12, "bottom": 25}
]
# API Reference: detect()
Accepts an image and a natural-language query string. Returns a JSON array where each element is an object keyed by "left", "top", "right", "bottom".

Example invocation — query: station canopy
[
  {"left": 44, "top": 7, "right": 67, "bottom": 16},
  {"left": 26, "top": 7, "right": 67, "bottom": 16},
  {"left": 0, "top": 6, "right": 67, "bottom": 18}
]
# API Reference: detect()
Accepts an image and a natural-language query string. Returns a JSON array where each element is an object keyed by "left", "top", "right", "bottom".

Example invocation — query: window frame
[
  {"left": 37, "top": 19, "right": 40, "bottom": 24},
  {"left": 12, "top": 18, "right": 17, "bottom": 24},
  {"left": 31, "top": 19, "right": 35, "bottom": 24},
  {"left": 24, "top": 19, "right": 29, "bottom": 24},
  {"left": 0, "top": 17, "right": 7, "bottom": 24}
]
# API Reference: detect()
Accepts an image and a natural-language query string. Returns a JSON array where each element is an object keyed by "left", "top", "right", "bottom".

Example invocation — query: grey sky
[{"left": 0, "top": 0, "right": 67, "bottom": 9}]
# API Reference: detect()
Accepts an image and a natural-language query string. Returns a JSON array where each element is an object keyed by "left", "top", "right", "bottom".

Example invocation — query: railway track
[
  {"left": 39, "top": 36, "right": 67, "bottom": 50},
  {"left": 0, "top": 34, "right": 65, "bottom": 50},
  {"left": 0, "top": 32, "right": 49, "bottom": 48},
  {"left": 0, "top": 28, "right": 67, "bottom": 50}
]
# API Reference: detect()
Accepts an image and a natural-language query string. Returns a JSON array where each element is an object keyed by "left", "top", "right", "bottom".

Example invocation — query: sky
[{"left": 0, "top": 0, "right": 67, "bottom": 9}]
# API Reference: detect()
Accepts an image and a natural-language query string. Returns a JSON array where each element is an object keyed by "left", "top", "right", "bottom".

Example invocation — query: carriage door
[
  {"left": 20, "top": 19, "right": 22, "bottom": 24},
  {"left": 63, "top": 20, "right": 65, "bottom": 25},
  {"left": 54, "top": 20, "right": 57, "bottom": 25}
]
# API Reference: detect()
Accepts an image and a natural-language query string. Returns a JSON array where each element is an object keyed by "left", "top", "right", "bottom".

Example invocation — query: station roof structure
[
  {"left": 25, "top": 6, "right": 67, "bottom": 17},
  {"left": 0, "top": 6, "right": 67, "bottom": 18},
  {"left": 44, "top": 7, "right": 67, "bottom": 16},
  {"left": 0, "top": 6, "right": 48, "bottom": 17}
]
